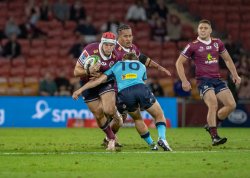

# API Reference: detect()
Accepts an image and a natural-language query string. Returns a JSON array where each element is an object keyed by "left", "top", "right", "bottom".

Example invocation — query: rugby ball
[{"left": 83, "top": 55, "right": 100, "bottom": 70}]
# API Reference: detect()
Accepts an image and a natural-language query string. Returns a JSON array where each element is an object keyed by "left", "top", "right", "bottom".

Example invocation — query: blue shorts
[
  {"left": 116, "top": 84, "right": 156, "bottom": 113},
  {"left": 81, "top": 81, "right": 115, "bottom": 103},
  {"left": 197, "top": 78, "right": 228, "bottom": 98}
]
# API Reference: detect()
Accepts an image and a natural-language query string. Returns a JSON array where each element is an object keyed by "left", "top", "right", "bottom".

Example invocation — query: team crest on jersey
[
  {"left": 214, "top": 42, "right": 219, "bottom": 49},
  {"left": 118, "top": 47, "right": 122, "bottom": 51},
  {"left": 109, "top": 61, "right": 114, "bottom": 67},
  {"left": 131, "top": 49, "right": 136, "bottom": 53},
  {"left": 198, "top": 46, "right": 204, "bottom": 52},
  {"left": 93, "top": 49, "right": 98, "bottom": 54}
]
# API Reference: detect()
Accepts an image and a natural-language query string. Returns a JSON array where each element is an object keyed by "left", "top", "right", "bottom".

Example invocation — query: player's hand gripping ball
[{"left": 84, "top": 55, "right": 101, "bottom": 70}]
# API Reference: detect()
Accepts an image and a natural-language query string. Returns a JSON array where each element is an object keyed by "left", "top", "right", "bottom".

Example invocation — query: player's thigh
[
  {"left": 100, "top": 91, "right": 116, "bottom": 113},
  {"left": 203, "top": 89, "right": 218, "bottom": 108},
  {"left": 86, "top": 99, "right": 104, "bottom": 119},
  {"left": 216, "top": 89, "right": 236, "bottom": 108},
  {"left": 146, "top": 100, "right": 164, "bottom": 118}
]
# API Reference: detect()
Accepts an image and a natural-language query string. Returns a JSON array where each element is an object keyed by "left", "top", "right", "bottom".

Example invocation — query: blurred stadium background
[{"left": 0, "top": 0, "right": 250, "bottom": 128}]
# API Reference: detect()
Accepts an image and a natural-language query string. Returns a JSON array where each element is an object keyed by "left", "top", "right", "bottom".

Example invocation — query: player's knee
[
  {"left": 228, "top": 101, "right": 236, "bottom": 111},
  {"left": 103, "top": 106, "right": 116, "bottom": 116},
  {"left": 208, "top": 103, "right": 218, "bottom": 111},
  {"left": 92, "top": 110, "right": 104, "bottom": 121}
]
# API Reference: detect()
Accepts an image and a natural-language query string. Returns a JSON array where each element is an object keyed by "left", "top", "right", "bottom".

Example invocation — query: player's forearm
[
  {"left": 176, "top": 61, "right": 188, "bottom": 82},
  {"left": 82, "top": 75, "right": 108, "bottom": 91},
  {"left": 74, "top": 67, "right": 88, "bottom": 77},
  {"left": 221, "top": 52, "right": 240, "bottom": 78},
  {"left": 225, "top": 60, "right": 239, "bottom": 78},
  {"left": 147, "top": 59, "right": 158, "bottom": 68}
]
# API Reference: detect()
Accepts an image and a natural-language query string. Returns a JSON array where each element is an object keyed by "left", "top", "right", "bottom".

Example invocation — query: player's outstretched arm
[
  {"left": 176, "top": 55, "right": 192, "bottom": 91},
  {"left": 220, "top": 51, "right": 241, "bottom": 85},
  {"left": 148, "top": 59, "right": 171, "bottom": 76},
  {"left": 139, "top": 54, "right": 171, "bottom": 76},
  {"left": 72, "top": 74, "right": 108, "bottom": 100}
]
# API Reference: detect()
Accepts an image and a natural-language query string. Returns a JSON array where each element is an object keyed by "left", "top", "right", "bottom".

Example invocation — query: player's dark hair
[
  {"left": 117, "top": 24, "right": 131, "bottom": 35},
  {"left": 199, "top": 19, "right": 211, "bottom": 26},
  {"left": 123, "top": 52, "right": 138, "bottom": 61}
]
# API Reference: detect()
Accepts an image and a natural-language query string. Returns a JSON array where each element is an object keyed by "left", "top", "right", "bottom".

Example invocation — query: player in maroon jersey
[
  {"left": 74, "top": 32, "right": 123, "bottom": 151},
  {"left": 102, "top": 24, "right": 172, "bottom": 150},
  {"left": 176, "top": 19, "right": 241, "bottom": 146}
]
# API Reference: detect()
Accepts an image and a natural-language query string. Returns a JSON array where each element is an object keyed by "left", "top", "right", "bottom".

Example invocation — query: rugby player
[
  {"left": 73, "top": 52, "right": 172, "bottom": 151},
  {"left": 175, "top": 19, "right": 241, "bottom": 146},
  {"left": 73, "top": 32, "right": 123, "bottom": 151}
]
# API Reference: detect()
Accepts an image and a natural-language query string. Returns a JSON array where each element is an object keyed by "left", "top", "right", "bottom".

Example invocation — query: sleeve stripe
[
  {"left": 219, "top": 49, "right": 227, "bottom": 54},
  {"left": 181, "top": 53, "right": 190, "bottom": 59},
  {"left": 78, "top": 59, "right": 84, "bottom": 66}
]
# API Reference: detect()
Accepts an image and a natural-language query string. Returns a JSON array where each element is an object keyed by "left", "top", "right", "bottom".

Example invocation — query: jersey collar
[
  {"left": 197, "top": 37, "right": 211, "bottom": 45},
  {"left": 117, "top": 41, "right": 131, "bottom": 53}
]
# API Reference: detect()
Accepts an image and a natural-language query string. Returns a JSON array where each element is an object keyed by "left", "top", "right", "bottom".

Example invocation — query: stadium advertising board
[{"left": 0, "top": 97, "right": 178, "bottom": 128}]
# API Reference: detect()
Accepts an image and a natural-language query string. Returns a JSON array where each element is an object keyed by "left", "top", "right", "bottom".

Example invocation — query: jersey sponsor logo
[
  {"left": 205, "top": 53, "right": 218, "bottom": 64},
  {"left": 198, "top": 46, "right": 204, "bottom": 52},
  {"left": 79, "top": 50, "right": 89, "bottom": 64},
  {"left": 182, "top": 44, "right": 190, "bottom": 54},
  {"left": 101, "top": 61, "right": 107, "bottom": 66},
  {"left": 206, "top": 46, "right": 212, "bottom": 50},
  {"left": 122, "top": 73, "right": 137, "bottom": 80}
]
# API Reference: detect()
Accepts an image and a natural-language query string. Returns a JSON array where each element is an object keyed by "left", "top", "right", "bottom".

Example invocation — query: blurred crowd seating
[{"left": 0, "top": 0, "right": 248, "bottom": 100}]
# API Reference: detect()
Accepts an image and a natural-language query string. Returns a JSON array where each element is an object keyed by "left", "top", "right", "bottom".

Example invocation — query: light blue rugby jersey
[{"left": 104, "top": 60, "right": 147, "bottom": 92}]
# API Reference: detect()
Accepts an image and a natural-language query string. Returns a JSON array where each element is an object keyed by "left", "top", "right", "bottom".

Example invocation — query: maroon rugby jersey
[
  {"left": 181, "top": 38, "right": 226, "bottom": 78},
  {"left": 77, "top": 42, "right": 122, "bottom": 83},
  {"left": 115, "top": 42, "right": 140, "bottom": 59}
]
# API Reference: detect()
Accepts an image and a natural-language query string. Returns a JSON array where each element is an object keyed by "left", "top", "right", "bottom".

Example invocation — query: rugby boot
[{"left": 157, "top": 139, "right": 172, "bottom": 151}]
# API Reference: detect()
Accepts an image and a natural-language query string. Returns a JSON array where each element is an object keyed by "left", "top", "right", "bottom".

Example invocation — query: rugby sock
[
  {"left": 209, "top": 127, "right": 218, "bottom": 138},
  {"left": 100, "top": 121, "right": 115, "bottom": 140},
  {"left": 155, "top": 122, "right": 166, "bottom": 140},
  {"left": 140, "top": 132, "right": 154, "bottom": 145}
]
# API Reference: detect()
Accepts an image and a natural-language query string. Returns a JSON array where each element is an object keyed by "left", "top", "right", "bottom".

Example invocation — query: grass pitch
[{"left": 0, "top": 128, "right": 249, "bottom": 178}]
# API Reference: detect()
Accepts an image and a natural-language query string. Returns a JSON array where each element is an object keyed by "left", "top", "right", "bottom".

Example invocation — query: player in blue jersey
[
  {"left": 102, "top": 24, "right": 172, "bottom": 148},
  {"left": 73, "top": 52, "right": 172, "bottom": 151}
]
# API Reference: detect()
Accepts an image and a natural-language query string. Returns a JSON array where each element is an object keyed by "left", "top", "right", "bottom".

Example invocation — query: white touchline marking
[{"left": 0, "top": 150, "right": 250, "bottom": 155}]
